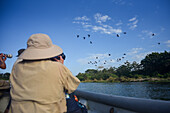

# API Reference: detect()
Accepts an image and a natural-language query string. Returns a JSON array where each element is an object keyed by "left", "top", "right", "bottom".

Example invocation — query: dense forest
[{"left": 76, "top": 51, "right": 170, "bottom": 82}]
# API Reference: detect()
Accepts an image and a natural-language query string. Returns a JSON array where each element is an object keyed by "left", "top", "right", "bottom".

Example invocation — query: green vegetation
[{"left": 76, "top": 51, "right": 170, "bottom": 82}]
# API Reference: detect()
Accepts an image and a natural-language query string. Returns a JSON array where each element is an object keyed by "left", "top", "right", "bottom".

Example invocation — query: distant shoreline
[{"left": 80, "top": 77, "right": 170, "bottom": 83}]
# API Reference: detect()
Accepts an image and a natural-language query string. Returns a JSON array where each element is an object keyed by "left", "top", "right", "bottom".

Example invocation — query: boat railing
[{"left": 75, "top": 90, "right": 170, "bottom": 113}]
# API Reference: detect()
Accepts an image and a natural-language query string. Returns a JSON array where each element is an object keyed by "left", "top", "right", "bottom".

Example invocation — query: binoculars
[
  {"left": 0, "top": 53, "right": 13, "bottom": 58},
  {"left": 51, "top": 53, "right": 66, "bottom": 60}
]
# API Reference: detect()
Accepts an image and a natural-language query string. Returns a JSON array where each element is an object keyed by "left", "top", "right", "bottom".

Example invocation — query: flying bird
[
  {"left": 123, "top": 32, "right": 126, "bottom": 34},
  {"left": 83, "top": 37, "right": 86, "bottom": 39},
  {"left": 123, "top": 53, "right": 126, "bottom": 55},
  {"left": 90, "top": 41, "right": 92, "bottom": 44},
  {"left": 88, "top": 34, "right": 90, "bottom": 37},
  {"left": 108, "top": 54, "right": 111, "bottom": 56},
  {"left": 117, "top": 58, "right": 121, "bottom": 62},
  {"left": 158, "top": 42, "right": 160, "bottom": 45},
  {"left": 152, "top": 33, "right": 155, "bottom": 36},
  {"left": 117, "top": 34, "right": 120, "bottom": 37},
  {"left": 77, "top": 35, "right": 79, "bottom": 38}
]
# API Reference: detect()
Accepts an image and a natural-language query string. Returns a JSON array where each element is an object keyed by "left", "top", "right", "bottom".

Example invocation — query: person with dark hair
[
  {"left": 16, "top": 49, "right": 25, "bottom": 57},
  {"left": 9, "top": 33, "right": 80, "bottom": 113}
]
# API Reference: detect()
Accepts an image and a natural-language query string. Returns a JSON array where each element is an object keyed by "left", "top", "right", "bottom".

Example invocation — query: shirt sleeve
[{"left": 60, "top": 64, "right": 80, "bottom": 94}]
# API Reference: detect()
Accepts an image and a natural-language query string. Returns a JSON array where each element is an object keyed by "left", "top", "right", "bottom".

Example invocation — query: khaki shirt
[{"left": 10, "top": 60, "right": 80, "bottom": 113}]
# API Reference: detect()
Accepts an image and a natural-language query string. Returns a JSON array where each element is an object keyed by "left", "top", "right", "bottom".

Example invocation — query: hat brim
[{"left": 18, "top": 45, "right": 63, "bottom": 60}]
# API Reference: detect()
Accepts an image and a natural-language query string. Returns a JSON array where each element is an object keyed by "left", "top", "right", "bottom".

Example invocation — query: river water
[{"left": 77, "top": 82, "right": 170, "bottom": 101}]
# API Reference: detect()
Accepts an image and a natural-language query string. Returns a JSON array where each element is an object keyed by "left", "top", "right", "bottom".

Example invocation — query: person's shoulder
[{"left": 46, "top": 60, "right": 66, "bottom": 68}]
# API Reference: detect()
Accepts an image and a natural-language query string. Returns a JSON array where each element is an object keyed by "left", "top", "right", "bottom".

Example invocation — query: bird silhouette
[
  {"left": 152, "top": 33, "right": 155, "bottom": 36},
  {"left": 83, "top": 37, "right": 86, "bottom": 39},
  {"left": 88, "top": 34, "right": 90, "bottom": 37},
  {"left": 117, "top": 34, "right": 120, "bottom": 37},
  {"left": 123, "top": 32, "right": 126, "bottom": 34},
  {"left": 90, "top": 41, "right": 92, "bottom": 44},
  {"left": 77, "top": 35, "right": 79, "bottom": 38},
  {"left": 158, "top": 42, "right": 160, "bottom": 45},
  {"left": 108, "top": 54, "right": 111, "bottom": 56}
]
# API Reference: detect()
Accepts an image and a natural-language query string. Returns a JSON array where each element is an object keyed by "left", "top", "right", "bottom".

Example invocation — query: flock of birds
[
  {"left": 76, "top": 34, "right": 93, "bottom": 44},
  {"left": 75, "top": 32, "right": 161, "bottom": 69},
  {"left": 86, "top": 53, "right": 127, "bottom": 68},
  {"left": 76, "top": 33, "right": 160, "bottom": 45}
]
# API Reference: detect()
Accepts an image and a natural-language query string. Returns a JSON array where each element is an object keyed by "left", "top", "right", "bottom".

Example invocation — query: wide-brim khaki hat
[{"left": 19, "top": 33, "right": 63, "bottom": 60}]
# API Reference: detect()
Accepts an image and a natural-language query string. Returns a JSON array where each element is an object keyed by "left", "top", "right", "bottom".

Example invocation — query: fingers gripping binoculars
[{"left": 0, "top": 53, "right": 13, "bottom": 58}]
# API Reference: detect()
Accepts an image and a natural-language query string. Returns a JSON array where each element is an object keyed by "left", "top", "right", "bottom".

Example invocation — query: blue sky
[{"left": 0, "top": 0, "right": 170, "bottom": 75}]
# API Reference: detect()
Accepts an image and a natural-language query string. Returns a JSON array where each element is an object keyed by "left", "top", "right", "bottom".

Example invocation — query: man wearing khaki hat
[{"left": 9, "top": 33, "right": 80, "bottom": 113}]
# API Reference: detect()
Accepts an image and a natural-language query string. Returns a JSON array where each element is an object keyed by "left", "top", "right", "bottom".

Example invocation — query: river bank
[{"left": 81, "top": 77, "right": 170, "bottom": 83}]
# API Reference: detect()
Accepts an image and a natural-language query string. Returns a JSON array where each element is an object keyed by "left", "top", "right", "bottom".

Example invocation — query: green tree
[
  {"left": 116, "top": 65, "right": 131, "bottom": 77},
  {"left": 141, "top": 51, "right": 170, "bottom": 76},
  {"left": 76, "top": 73, "right": 86, "bottom": 81},
  {"left": 85, "top": 69, "right": 97, "bottom": 74}
]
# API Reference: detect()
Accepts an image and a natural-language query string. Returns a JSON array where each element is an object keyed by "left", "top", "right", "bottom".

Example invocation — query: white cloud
[
  {"left": 115, "top": 20, "right": 123, "bottom": 26},
  {"left": 77, "top": 53, "right": 111, "bottom": 65},
  {"left": 127, "top": 48, "right": 143, "bottom": 55},
  {"left": 141, "top": 30, "right": 155, "bottom": 38},
  {"left": 132, "top": 20, "right": 138, "bottom": 24},
  {"left": 72, "top": 21, "right": 89, "bottom": 25},
  {"left": 129, "top": 24, "right": 137, "bottom": 30},
  {"left": 94, "top": 13, "right": 111, "bottom": 24},
  {"left": 74, "top": 16, "right": 90, "bottom": 21},
  {"left": 113, "top": 0, "right": 126, "bottom": 5},
  {"left": 132, "top": 52, "right": 151, "bottom": 63},
  {"left": 126, "top": 48, "right": 154, "bottom": 63},
  {"left": 128, "top": 16, "right": 138, "bottom": 30},
  {"left": 89, "top": 53, "right": 111, "bottom": 59},
  {"left": 129, "top": 17, "right": 136, "bottom": 22},
  {"left": 73, "top": 13, "right": 122, "bottom": 35},
  {"left": 91, "top": 25, "right": 122, "bottom": 34},
  {"left": 165, "top": 40, "right": 170, "bottom": 47},
  {"left": 161, "top": 27, "right": 165, "bottom": 31}
]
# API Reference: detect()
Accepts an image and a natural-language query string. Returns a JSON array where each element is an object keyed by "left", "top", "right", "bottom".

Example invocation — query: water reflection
[{"left": 77, "top": 82, "right": 170, "bottom": 100}]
